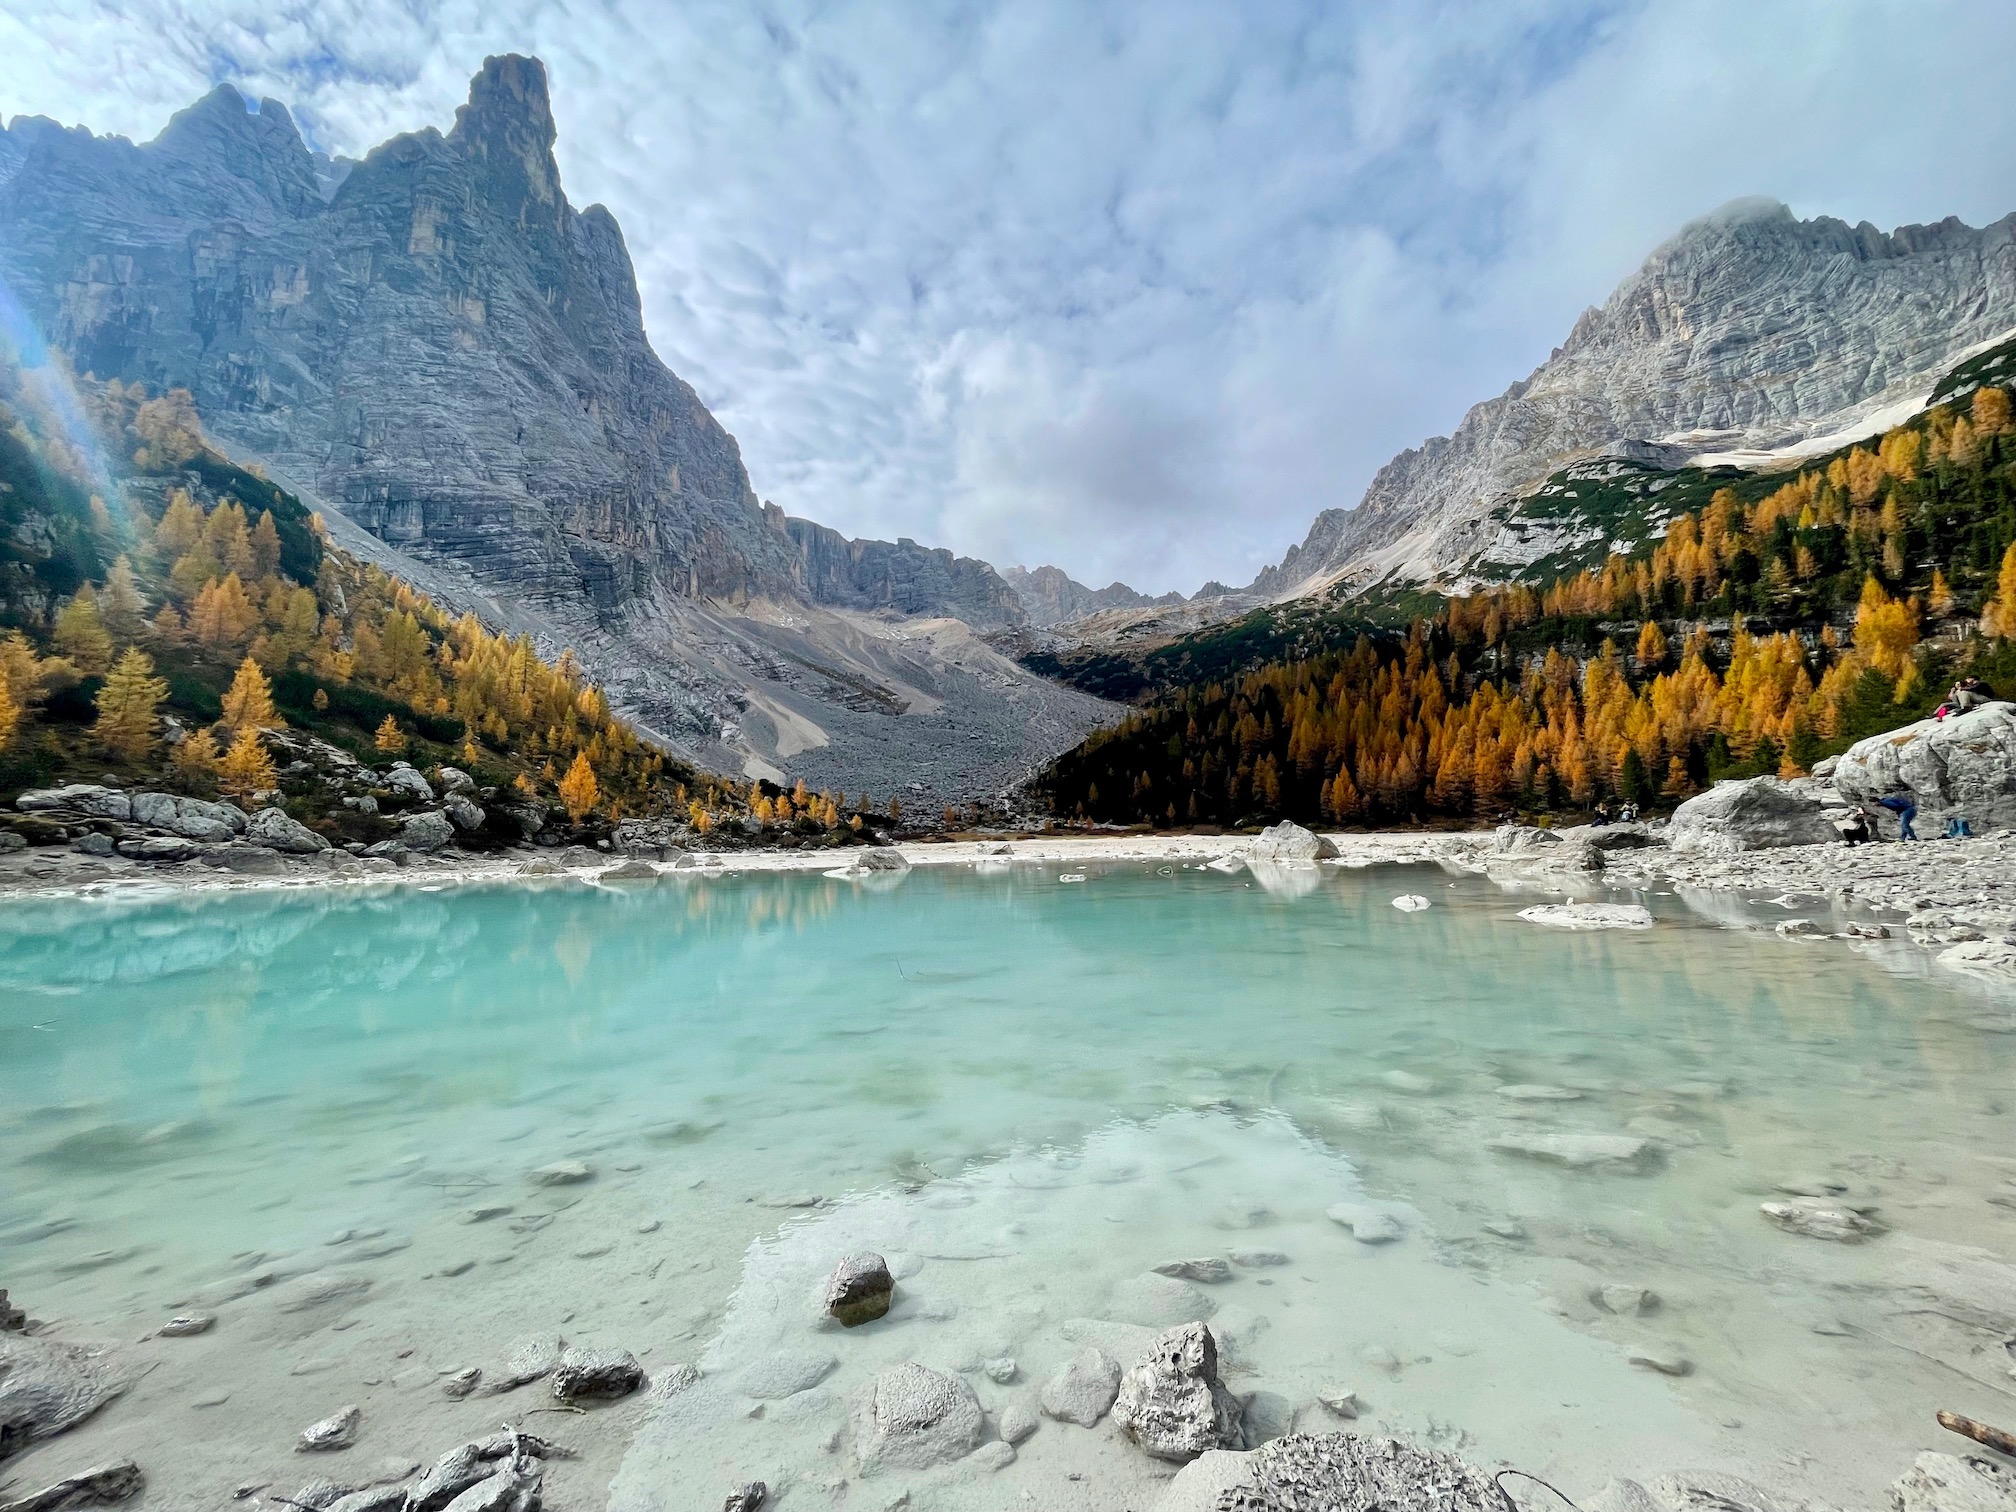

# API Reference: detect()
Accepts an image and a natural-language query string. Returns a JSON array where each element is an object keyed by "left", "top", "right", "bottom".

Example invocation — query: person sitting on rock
[
  {"left": 1591, "top": 801, "right": 1611, "bottom": 827},
  {"left": 1943, "top": 676, "right": 1990, "bottom": 718},
  {"left": 1874, "top": 791, "right": 1918, "bottom": 841}
]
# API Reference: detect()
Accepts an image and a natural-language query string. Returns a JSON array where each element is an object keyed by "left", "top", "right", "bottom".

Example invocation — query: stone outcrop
[
  {"left": 1835, "top": 703, "right": 2016, "bottom": 833},
  {"left": 1250, "top": 198, "right": 2016, "bottom": 600},
  {"left": 1246, "top": 822, "right": 1337, "bottom": 862},
  {"left": 0, "top": 57, "right": 1116, "bottom": 800},
  {"left": 244, "top": 807, "right": 329, "bottom": 853},
  {"left": 1666, "top": 777, "right": 1839, "bottom": 854},
  {"left": 1110, "top": 1322, "right": 1243, "bottom": 1462}
]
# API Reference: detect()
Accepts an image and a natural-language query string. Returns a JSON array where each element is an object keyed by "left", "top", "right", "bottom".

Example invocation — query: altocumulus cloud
[{"left": 3, "top": 0, "right": 2015, "bottom": 592}]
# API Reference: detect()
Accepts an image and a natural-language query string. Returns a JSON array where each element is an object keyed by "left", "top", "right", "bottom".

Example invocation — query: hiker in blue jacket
[{"left": 1874, "top": 792, "right": 1918, "bottom": 841}]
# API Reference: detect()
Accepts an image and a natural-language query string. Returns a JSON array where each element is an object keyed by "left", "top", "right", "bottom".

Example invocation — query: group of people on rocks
[{"left": 1836, "top": 676, "right": 1995, "bottom": 844}]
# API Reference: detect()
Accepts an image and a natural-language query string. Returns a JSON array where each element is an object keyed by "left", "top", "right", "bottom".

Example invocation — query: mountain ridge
[
  {"left": 0, "top": 56, "right": 1113, "bottom": 801},
  {"left": 1247, "top": 197, "right": 2016, "bottom": 604}
]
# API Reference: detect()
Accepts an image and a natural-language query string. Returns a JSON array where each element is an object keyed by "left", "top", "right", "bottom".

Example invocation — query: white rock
[
  {"left": 970, "top": 1440, "right": 1015, "bottom": 1472},
  {"left": 297, "top": 1403, "right": 361, "bottom": 1451},
  {"left": 1109, "top": 1273, "right": 1217, "bottom": 1327},
  {"left": 527, "top": 1160, "right": 592, "bottom": 1186},
  {"left": 1153, "top": 1258, "right": 1232, "bottom": 1284},
  {"left": 1324, "top": 1204, "right": 1404, "bottom": 1244},
  {"left": 1390, "top": 894, "right": 1430, "bottom": 911},
  {"left": 737, "top": 1351, "right": 838, "bottom": 1399},
  {"left": 1039, "top": 1347, "right": 1121, "bottom": 1426},
  {"left": 1836, "top": 704, "right": 2016, "bottom": 834},
  {"left": 1666, "top": 776, "right": 1838, "bottom": 854},
  {"left": 401, "top": 810, "right": 456, "bottom": 852},
  {"left": 1939, "top": 940, "right": 2016, "bottom": 983},
  {"left": 855, "top": 1363, "right": 983, "bottom": 1472},
  {"left": 1517, "top": 903, "right": 1654, "bottom": 930},
  {"left": 1316, "top": 1387, "right": 1359, "bottom": 1418},
  {"left": 1487, "top": 1133, "right": 1660, "bottom": 1172},
  {"left": 1775, "top": 918, "right": 1827, "bottom": 939},
  {"left": 17, "top": 784, "right": 130, "bottom": 819},
  {"left": 1760, "top": 1199, "right": 1883, "bottom": 1242},
  {"left": 1495, "top": 1084, "right": 1582, "bottom": 1101},
  {"left": 997, "top": 1403, "right": 1039, "bottom": 1445},
  {"left": 1890, "top": 1451, "right": 2016, "bottom": 1512},
  {"left": 1246, "top": 822, "right": 1338, "bottom": 861},
  {"left": 384, "top": 765, "right": 435, "bottom": 802},
  {"left": 1111, "top": 1322, "right": 1243, "bottom": 1462}
]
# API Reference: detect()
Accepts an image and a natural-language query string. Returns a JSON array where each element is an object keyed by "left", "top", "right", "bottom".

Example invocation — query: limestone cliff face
[
  {"left": 0, "top": 58, "right": 1100, "bottom": 797},
  {"left": 1253, "top": 198, "right": 2016, "bottom": 599}
]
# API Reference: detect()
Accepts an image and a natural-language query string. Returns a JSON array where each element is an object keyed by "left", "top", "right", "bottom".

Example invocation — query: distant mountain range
[
  {"left": 0, "top": 56, "right": 1110, "bottom": 801},
  {"left": 1247, "top": 197, "right": 2016, "bottom": 604}
]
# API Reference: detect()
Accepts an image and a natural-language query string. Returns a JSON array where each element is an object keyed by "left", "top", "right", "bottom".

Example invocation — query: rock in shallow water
[
  {"left": 1759, "top": 1199, "right": 1884, "bottom": 1242},
  {"left": 1517, "top": 903, "right": 1654, "bottom": 930},
  {"left": 1324, "top": 1204, "right": 1403, "bottom": 1243},
  {"left": 1487, "top": 1132, "right": 1660, "bottom": 1172},
  {"left": 298, "top": 1404, "right": 361, "bottom": 1451},
  {"left": 854, "top": 1363, "right": 983, "bottom": 1472},
  {"left": 1110, "top": 1272, "right": 1217, "bottom": 1327},
  {"left": 550, "top": 1346, "right": 642, "bottom": 1401},
  {"left": 825, "top": 1253, "right": 893, "bottom": 1327},
  {"left": 1040, "top": 1347, "right": 1121, "bottom": 1427},
  {"left": 0, "top": 1459, "right": 143, "bottom": 1512},
  {"left": 1111, "top": 1322, "right": 1243, "bottom": 1462},
  {"left": 1890, "top": 1451, "right": 2016, "bottom": 1512},
  {"left": 997, "top": 1403, "right": 1038, "bottom": 1444},
  {"left": 1247, "top": 822, "right": 1337, "bottom": 862},
  {"left": 0, "top": 1333, "right": 129, "bottom": 1456},
  {"left": 1157, "top": 1431, "right": 1504, "bottom": 1512},
  {"left": 1154, "top": 1257, "right": 1232, "bottom": 1284}
]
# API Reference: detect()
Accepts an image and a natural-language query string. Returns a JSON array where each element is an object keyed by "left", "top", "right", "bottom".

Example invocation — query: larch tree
[
  {"left": 0, "top": 672, "right": 19, "bottom": 753},
  {"left": 220, "top": 656, "right": 282, "bottom": 734},
  {"left": 218, "top": 726, "right": 277, "bottom": 800},
  {"left": 171, "top": 727, "right": 222, "bottom": 785},
  {"left": 100, "top": 557, "right": 148, "bottom": 641},
  {"left": 558, "top": 751, "right": 599, "bottom": 821},
  {"left": 374, "top": 714, "right": 405, "bottom": 754},
  {"left": 54, "top": 586, "right": 114, "bottom": 675},
  {"left": 91, "top": 647, "right": 169, "bottom": 760}
]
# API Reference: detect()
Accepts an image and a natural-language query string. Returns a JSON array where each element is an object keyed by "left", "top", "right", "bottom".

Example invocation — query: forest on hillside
[
  {"left": 1042, "top": 378, "right": 2016, "bottom": 828},
  {"left": 0, "top": 356, "right": 880, "bottom": 843}
]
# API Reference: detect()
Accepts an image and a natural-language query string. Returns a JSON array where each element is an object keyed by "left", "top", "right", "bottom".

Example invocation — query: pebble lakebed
[{"left": 2, "top": 859, "right": 2014, "bottom": 1511}]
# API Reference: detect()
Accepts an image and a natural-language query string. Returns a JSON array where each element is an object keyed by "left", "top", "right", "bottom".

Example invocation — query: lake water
[{"left": 3, "top": 860, "right": 2014, "bottom": 1511}]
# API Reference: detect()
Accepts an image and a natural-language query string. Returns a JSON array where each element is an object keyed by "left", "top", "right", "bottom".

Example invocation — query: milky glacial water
[{"left": 3, "top": 862, "right": 2015, "bottom": 1511}]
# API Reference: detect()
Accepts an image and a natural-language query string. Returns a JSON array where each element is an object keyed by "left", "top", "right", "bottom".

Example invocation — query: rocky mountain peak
[
  {"left": 1249, "top": 199, "right": 2016, "bottom": 601},
  {"left": 148, "top": 83, "right": 319, "bottom": 218},
  {"left": 448, "top": 54, "right": 564, "bottom": 237}
]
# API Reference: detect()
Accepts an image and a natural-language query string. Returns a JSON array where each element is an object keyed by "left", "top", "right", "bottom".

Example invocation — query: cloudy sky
[{"left": 4, "top": 1, "right": 2014, "bottom": 593}]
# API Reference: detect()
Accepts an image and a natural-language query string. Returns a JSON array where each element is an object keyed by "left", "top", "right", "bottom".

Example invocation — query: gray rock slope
[
  {"left": 0, "top": 57, "right": 1110, "bottom": 797},
  {"left": 1253, "top": 197, "right": 2016, "bottom": 600}
]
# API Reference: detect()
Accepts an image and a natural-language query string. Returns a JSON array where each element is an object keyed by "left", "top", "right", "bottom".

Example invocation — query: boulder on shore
[
  {"left": 246, "top": 807, "right": 330, "bottom": 853},
  {"left": 1247, "top": 821, "right": 1338, "bottom": 862},
  {"left": 1665, "top": 776, "right": 1838, "bottom": 854},
  {"left": 1110, "top": 1322, "right": 1243, "bottom": 1462},
  {"left": 1151, "top": 1433, "right": 1503, "bottom": 1512},
  {"left": 401, "top": 810, "right": 456, "bottom": 853},
  {"left": 853, "top": 1363, "right": 982, "bottom": 1472},
  {"left": 1835, "top": 702, "right": 2016, "bottom": 834}
]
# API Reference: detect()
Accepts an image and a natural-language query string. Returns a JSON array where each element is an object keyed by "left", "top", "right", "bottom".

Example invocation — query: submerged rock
[
  {"left": 735, "top": 1351, "right": 836, "bottom": 1400},
  {"left": 156, "top": 1313, "right": 214, "bottom": 1338},
  {"left": 825, "top": 1253, "right": 894, "bottom": 1327},
  {"left": 297, "top": 1404, "right": 361, "bottom": 1452},
  {"left": 1666, "top": 776, "right": 1838, "bottom": 854},
  {"left": 1111, "top": 1322, "right": 1243, "bottom": 1462},
  {"left": 1155, "top": 1434, "right": 1506, "bottom": 1512},
  {"left": 1154, "top": 1258, "right": 1232, "bottom": 1284},
  {"left": 1109, "top": 1273, "right": 1217, "bottom": 1327},
  {"left": 1487, "top": 1132, "right": 1660, "bottom": 1173},
  {"left": 1325, "top": 1204, "right": 1404, "bottom": 1243},
  {"left": 0, "top": 1333, "right": 129, "bottom": 1458},
  {"left": 0, "top": 1459, "right": 143, "bottom": 1512},
  {"left": 527, "top": 1161, "right": 592, "bottom": 1187},
  {"left": 1760, "top": 1199, "right": 1884, "bottom": 1242},
  {"left": 854, "top": 1363, "right": 983, "bottom": 1472},
  {"left": 489, "top": 1335, "right": 566, "bottom": 1392},
  {"left": 549, "top": 1346, "right": 642, "bottom": 1401},
  {"left": 997, "top": 1403, "right": 1039, "bottom": 1445},
  {"left": 1247, "top": 822, "right": 1338, "bottom": 862},
  {"left": 1039, "top": 1347, "right": 1121, "bottom": 1427},
  {"left": 1890, "top": 1451, "right": 2016, "bottom": 1512},
  {"left": 720, "top": 1486, "right": 767, "bottom": 1512}
]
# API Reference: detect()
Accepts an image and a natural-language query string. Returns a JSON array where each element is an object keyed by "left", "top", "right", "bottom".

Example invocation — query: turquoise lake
[{"left": 2, "top": 860, "right": 2013, "bottom": 1510}]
